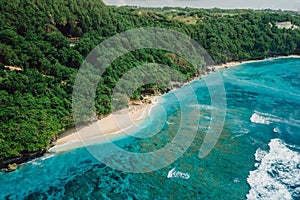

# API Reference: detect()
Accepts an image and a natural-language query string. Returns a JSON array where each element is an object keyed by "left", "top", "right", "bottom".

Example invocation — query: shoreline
[
  {"left": 49, "top": 96, "right": 160, "bottom": 152},
  {"left": 211, "top": 55, "right": 300, "bottom": 71},
  {"left": 49, "top": 54, "right": 300, "bottom": 152},
  {"left": 2, "top": 55, "right": 299, "bottom": 171}
]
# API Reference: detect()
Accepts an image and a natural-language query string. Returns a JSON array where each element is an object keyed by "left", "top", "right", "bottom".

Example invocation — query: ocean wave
[
  {"left": 247, "top": 138, "right": 300, "bottom": 199},
  {"left": 40, "top": 153, "right": 56, "bottom": 161},
  {"left": 191, "top": 104, "right": 216, "bottom": 110},
  {"left": 254, "top": 148, "right": 268, "bottom": 162},
  {"left": 250, "top": 111, "right": 287, "bottom": 125},
  {"left": 167, "top": 168, "right": 190, "bottom": 179},
  {"left": 27, "top": 153, "right": 55, "bottom": 166},
  {"left": 166, "top": 121, "right": 175, "bottom": 125},
  {"left": 273, "top": 127, "right": 281, "bottom": 133},
  {"left": 231, "top": 128, "right": 250, "bottom": 139},
  {"left": 203, "top": 116, "right": 212, "bottom": 120}
]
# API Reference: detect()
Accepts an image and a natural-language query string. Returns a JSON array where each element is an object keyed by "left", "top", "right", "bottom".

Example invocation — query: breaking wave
[
  {"left": 250, "top": 111, "right": 287, "bottom": 125},
  {"left": 247, "top": 138, "right": 300, "bottom": 199},
  {"left": 167, "top": 168, "right": 190, "bottom": 179}
]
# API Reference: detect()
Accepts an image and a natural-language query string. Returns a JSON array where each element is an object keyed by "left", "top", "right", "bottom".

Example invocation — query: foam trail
[
  {"left": 250, "top": 112, "right": 271, "bottom": 125},
  {"left": 250, "top": 110, "right": 288, "bottom": 125}
]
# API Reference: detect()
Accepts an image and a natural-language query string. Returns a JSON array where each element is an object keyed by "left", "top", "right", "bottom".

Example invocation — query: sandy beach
[
  {"left": 211, "top": 55, "right": 300, "bottom": 71},
  {"left": 50, "top": 97, "right": 159, "bottom": 152},
  {"left": 50, "top": 55, "right": 300, "bottom": 152}
]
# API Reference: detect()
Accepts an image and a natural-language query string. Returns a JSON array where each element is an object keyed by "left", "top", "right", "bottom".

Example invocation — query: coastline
[
  {"left": 49, "top": 97, "right": 160, "bottom": 152},
  {"left": 50, "top": 54, "right": 300, "bottom": 152},
  {"left": 2, "top": 55, "right": 300, "bottom": 171},
  {"left": 210, "top": 55, "right": 300, "bottom": 72}
]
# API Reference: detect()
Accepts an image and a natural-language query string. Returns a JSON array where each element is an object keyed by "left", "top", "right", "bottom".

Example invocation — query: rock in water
[{"left": 7, "top": 163, "right": 17, "bottom": 172}]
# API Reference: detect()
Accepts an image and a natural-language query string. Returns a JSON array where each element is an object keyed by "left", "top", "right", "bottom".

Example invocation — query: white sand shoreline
[
  {"left": 211, "top": 55, "right": 300, "bottom": 71},
  {"left": 50, "top": 96, "right": 160, "bottom": 152},
  {"left": 50, "top": 55, "right": 300, "bottom": 153}
]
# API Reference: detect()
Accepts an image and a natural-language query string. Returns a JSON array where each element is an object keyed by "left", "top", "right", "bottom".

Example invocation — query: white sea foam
[
  {"left": 250, "top": 111, "right": 287, "bottom": 125},
  {"left": 250, "top": 112, "right": 271, "bottom": 125},
  {"left": 29, "top": 160, "right": 42, "bottom": 166},
  {"left": 48, "top": 140, "right": 81, "bottom": 152},
  {"left": 247, "top": 139, "right": 300, "bottom": 199},
  {"left": 110, "top": 125, "right": 134, "bottom": 135},
  {"left": 192, "top": 104, "right": 216, "bottom": 110},
  {"left": 254, "top": 148, "right": 268, "bottom": 162},
  {"left": 233, "top": 178, "right": 240, "bottom": 183},
  {"left": 40, "top": 153, "right": 55, "bottom": 161},
  {"left": 27, "top": 153, "right": 55, "bottom": 166},
  {"left": 232, "top": 128, "right": 250, "bottom": 139},
  {"left": 203, "top": 116, "right": 212, "bottom": 120},
  {"left": 167, "top": 168, "right": 190, "bottom": 179},
  {"left": 273, "top": 127, "right": 281, "bottom": 133},
  {"left": 166, "top": 121, "right": 175, "bottom": 125}
]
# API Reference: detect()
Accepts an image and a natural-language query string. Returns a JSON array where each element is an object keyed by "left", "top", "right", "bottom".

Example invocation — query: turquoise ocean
[{"left": 1, "top": 58, "right": 300, "bottom": 199}]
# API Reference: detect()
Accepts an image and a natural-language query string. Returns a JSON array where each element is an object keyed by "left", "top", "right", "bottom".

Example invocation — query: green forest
[{"left": 1, "top": 0, "right": 300, "bottom": 163}]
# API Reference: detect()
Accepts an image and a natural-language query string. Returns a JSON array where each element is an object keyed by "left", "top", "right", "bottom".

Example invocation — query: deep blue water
[{"left": 1, "top": 58, "right": 299, "bottom": 199}]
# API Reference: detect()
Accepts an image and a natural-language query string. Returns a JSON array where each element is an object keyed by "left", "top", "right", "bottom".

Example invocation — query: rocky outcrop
[
  {"left": 0, "top": 149, "right": 48, "bottom": 171},
  {"left": 7, "top": 163, "right": 18, "bottom": 172},
  {"left": 0, "top": 137, "right": 58, "bottom": 171}
]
